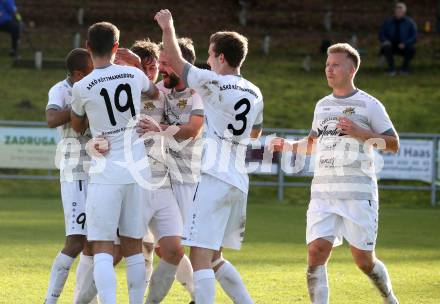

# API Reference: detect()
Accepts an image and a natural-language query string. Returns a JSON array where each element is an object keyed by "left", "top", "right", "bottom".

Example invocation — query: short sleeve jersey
[
  {"left": 46, "top": 79, "right": 92, "bottom": 182},
  {"left": 140, "top": 89, "right": 171, "bottom": 188},
  {"left": 310, "top": 89, "right": 395, "bottom": 201},
  {"left": 71, "top": 64, "right": 151, "bottom": 184},
  {"left": 158, "top": 80, "right": 205, "bottom": 185},
  {"left": 183, "top": 64, "right": 264, "bottom": 193}
]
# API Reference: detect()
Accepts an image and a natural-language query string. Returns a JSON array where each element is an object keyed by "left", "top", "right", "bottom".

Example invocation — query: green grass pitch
[{"left": 1, "top": 194, "right": 439, "bottom": 303}]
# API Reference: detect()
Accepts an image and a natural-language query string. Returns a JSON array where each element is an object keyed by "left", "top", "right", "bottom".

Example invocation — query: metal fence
[
  {"left": 1, "top": 121, "right": 439, "bottom": 206},
  {"left": 256, "top": 128, "right": 439, "bottom": 206}
]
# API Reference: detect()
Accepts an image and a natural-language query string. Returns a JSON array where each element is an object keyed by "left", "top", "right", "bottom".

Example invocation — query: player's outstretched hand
[
  {"left": 115, "top": 48, "right": 142, "bottom": 70},
  {"left": 268, "top": 137, "right": 292, "bottom": 152},
  {"left": 154, "top": 9, "right": 173, "bottom": 31},
  {"left": 86, "top": 137, "right": 110, "bottom": 157}
]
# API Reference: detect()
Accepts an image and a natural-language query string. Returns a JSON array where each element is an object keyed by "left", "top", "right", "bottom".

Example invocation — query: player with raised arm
[
  {"left": 44, "top": 48, "right": 94, "bottom": 304},
  {"left": 152, "top": 9, "right": 263, "bottom": 304},
  {"left": 137, "top": 37, "right": 204, "bottom": 304},
  {"left": 70, "top": 22, "right": 159, "bottom": 304},
  {"left": 270, "top": 43, "right": 399, "bottom": 304}
]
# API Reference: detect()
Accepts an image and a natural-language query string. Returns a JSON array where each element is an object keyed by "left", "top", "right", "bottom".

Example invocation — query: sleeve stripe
[
  {"left": 252, "top": 123, "right": 263, "bottom": 129},
  {"left": 46, "top": 104, "right": 62, "bottom": 111},
  {"left": 72, "top": 109, "right": 86, "bottom": 118},
  {"left": 190, "top": 109, "right": 204, "bottom": 116},
  {"left": 182, "top": 63, "right": 192, "bottom": 88}
]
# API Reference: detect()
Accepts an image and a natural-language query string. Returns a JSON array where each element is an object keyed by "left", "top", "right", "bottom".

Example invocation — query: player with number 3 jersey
[{"left": 153, "top": 9, "right": 263, "bottom": 304}]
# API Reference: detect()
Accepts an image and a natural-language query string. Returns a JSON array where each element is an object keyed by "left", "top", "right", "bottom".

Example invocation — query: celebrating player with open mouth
[
  {"left": 152, "top": 9, "right": 263, "bottom": 304},
  {"left": 271, "top": 43, "right": 400, "bottom": 304}
]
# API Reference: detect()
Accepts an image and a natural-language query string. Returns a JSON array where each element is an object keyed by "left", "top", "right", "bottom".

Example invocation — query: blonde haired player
[{"left": 271, "top": 43, "right": 399, "bottom": 304}]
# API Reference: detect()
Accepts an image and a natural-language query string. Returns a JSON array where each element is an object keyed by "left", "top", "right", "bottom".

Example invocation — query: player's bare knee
[
  {"left": 120, "top": 237, "right": 142, "bottom": 257},
  {"left": 308, "top": 243, "right": 332, "bottom": 266},
  {"left": 63, "top": 235, "right": 86, "bottom": 257},
  {"left": 354, "top": 257, "right": 375, "bottom": 273},
  {"left": 162, "top": 245, "right": 184, "bottom": 265}
]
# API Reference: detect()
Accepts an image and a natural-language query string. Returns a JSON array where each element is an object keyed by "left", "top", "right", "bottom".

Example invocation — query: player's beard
[{"left": 162, "top": 72, "right": 180, "bottom": 89}]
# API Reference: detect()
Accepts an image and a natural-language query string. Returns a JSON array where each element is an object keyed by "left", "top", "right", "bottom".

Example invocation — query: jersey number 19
[{"left": 101, "top": 83, "right": 135, "bottom": 126}]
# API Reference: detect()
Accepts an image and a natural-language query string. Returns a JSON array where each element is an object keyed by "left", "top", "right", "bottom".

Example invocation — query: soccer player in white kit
[
  {"left": 70, "top": 22, "right": 159, "bottom": 304},
  {"left": 270, "top": 43, "right": 400, "bottom": 304},
  {"left": 44, "top": 48, "right": 94, "bottom": 304},
  {"left": 138, "top": 37, "right": 204, "bottom": 304},
  {"left": 154, "top": 10, "right": 263, "bottom": 304}
]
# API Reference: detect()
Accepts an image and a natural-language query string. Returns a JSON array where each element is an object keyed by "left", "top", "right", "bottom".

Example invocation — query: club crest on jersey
[
  {"left": 343, "top": 107, "right": 355, "bottom": 115},
  {"left": 144, "top": 102, "right": 156, "bottom": 111},
  {"left": 177, "top": 99, "right": 187, "bottom": 109}
]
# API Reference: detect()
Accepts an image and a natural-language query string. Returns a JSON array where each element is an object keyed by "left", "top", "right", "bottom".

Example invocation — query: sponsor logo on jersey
[
  {"left": 177, "top": 99, "right": 187, "bottom": 109},
  {"left": 343, "top": 107, "right": 355, "bottom": 115},
  {"left": 144, "top": 102, "right": 156, "bottom": 111}
]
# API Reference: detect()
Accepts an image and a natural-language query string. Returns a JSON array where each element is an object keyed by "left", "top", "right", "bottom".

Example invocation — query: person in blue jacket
[
  {"left": 0, "top": 0, "right": 21, "bottom": 58},
  {"left": 379, "top": 2, "right": 417, "bottom": 75}
]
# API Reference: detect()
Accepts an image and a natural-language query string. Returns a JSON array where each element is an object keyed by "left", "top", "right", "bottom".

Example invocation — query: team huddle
[{"left": 44, "top": 9, "right": 400, "bottom": 304}]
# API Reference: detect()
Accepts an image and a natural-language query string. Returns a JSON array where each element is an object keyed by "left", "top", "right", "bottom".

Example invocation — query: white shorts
[
  {"left": 182, "top": 174, "right": 248, "bottom": 251},
  {"left": 86, "top": 183, "right": 147, "bottom": 242},
  {"left": 61, "top": 180, "right": 88, "bottom": 236},
  {"left": 171, "top": 182, "right": 198, "bottom": 224},
  {"left": 306, "top": 198, "right": 379, "bottom": 251},
  {"left": 143, "top": 187, "right": 183, "bottom": 242}
]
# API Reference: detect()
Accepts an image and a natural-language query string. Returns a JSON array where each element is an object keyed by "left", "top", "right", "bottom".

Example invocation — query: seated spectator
[
  {"left": 379, "top": 2, "right": 417, "bottom": 75},
  {"left": 0, "top": 0, "right": 21, "bottom": 58}
]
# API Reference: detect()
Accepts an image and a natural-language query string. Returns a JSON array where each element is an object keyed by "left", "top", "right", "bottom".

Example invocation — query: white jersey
[
  {"left": 310, "top": 89, "right": 395, "bottom": 201},
  {"left": 140, "top": 90, "right": 170, "bottom": 188},
  {"left": 71, "top": 64, "right": 152, "bottom": 184},
  {"left": 46, "top": 78, "right": 91, "bottom": 182},
  {"left": 183, "top": 64, "right": 264, "bottom": 193},
  {"left": 158, "top": 80, "right": 204, "bottom": 185}
]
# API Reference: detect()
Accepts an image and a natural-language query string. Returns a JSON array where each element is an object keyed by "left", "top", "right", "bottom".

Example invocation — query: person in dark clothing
[
  {"left": 379, "top": 2, "right": 417, "bottom": 74},
  {"left": 0, "top": 0, "right": 21, "bottom": 57}
]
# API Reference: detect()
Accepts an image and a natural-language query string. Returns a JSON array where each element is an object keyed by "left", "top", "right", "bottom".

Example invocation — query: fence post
[
  {"left": 277, "top": 132, "right": 285, "bottom": 202},
  {"left": 431, "top": 137, "right": 438, "bottom": 207}
]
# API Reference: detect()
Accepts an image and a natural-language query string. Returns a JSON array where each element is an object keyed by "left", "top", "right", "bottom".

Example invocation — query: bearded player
[{"left": 150, "top": 10, "right": 263, "bottom": 303}]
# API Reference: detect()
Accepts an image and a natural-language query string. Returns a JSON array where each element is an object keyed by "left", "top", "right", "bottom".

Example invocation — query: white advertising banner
[
  {"left": 0, "top": 127, "right": 59, "bottom": 169},
  {"left": 248, "top": 136, "right": 436, "bottom": 183},
  {"left": 376, "top": 139, "right": 433, "bottom": 183}
]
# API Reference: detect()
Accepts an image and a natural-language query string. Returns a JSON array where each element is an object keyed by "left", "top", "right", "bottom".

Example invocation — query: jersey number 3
[
  {"left": 228, "top": 98, "right": 251, "bottom": 136},
  {"left": 101, "top": 84, "right": 135, "bottom": 126}
]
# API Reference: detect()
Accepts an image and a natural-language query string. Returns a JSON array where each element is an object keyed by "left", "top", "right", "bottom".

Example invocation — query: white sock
[
  {"left": 194, "top": 269, "right": 216, "bottom": 304},
  {"left": 215, "top": 261, "right": 253, "bottom": 304},
  {"left": 367, "top": 260, "right": 399, "bottom": 304},
  {"left": 176, "top": 254, "right": 194, "bottom": 300},
  {"left": 125, "top": 253, "right": 147, "bottom": 304},
  {"left": 143, "top": 247, "right": 154, "bottom": 285},
  {"left": 93, "top": 253, "right": 116, "bottom": 304},
  {"left": 146, "top": 260, "right": 178, "bottom": 304},
  {"left": 45, "top": 252, "right": 74, "bottom": 304},
  {"left": 307, "top": 265, "right": 329, "bottom": 304},
  {"left": 74, "top": 254, "right": 98, "bottom": 304}
]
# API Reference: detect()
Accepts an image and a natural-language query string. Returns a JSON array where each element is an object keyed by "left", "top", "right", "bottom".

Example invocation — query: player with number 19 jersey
[
  {"left": 71, "top": 64, "right": 152, "bottom": 184},
  {"left": 71, "top": 63, "right": 154, "bottom": 242}
]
